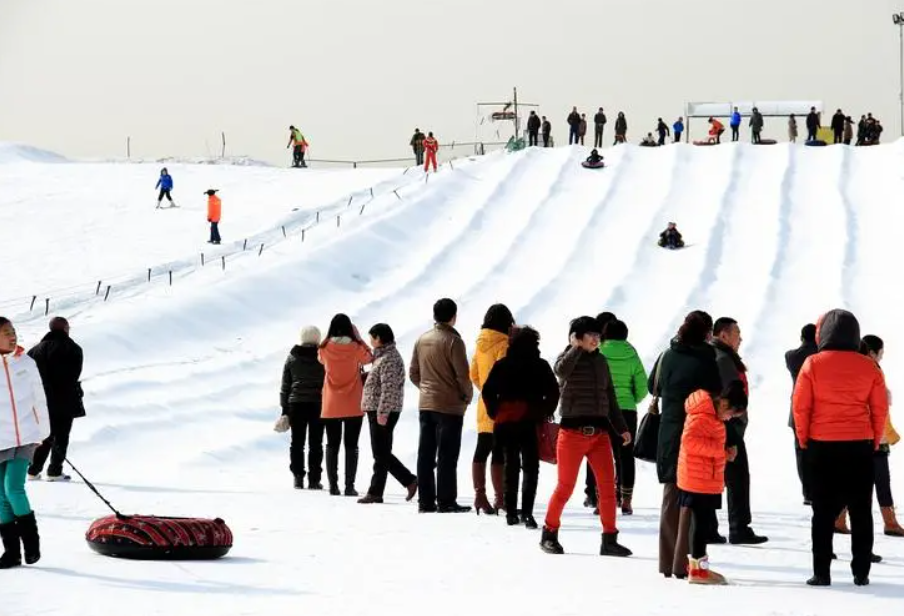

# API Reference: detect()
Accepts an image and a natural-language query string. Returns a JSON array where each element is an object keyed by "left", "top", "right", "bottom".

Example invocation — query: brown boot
[
  {"left": 834, "top": 508, "right": 851, "bottom": 534},
  {"left": 621, "top": 488, "right": 634, "bottom": 516},
  {"left": 472, "top": 463, "right": 496, "bottom": 515},
  {"left": 490, "top": 464, "right": 505, "bottom": 512},
  {"left": 882, "top": 506, "right": 904, "bottom": 537}
]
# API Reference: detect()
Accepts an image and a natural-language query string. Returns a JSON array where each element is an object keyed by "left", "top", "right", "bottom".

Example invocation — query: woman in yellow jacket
[{"left": 469, "top": 304, "right": 514, "bottom": 514}]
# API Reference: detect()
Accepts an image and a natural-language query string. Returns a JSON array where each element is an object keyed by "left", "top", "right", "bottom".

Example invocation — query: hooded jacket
[
  {"left": 469, "top": 329, "right": 509, "bottom": 433},
  {"left": 318, "top": 338, "right": 373, "bottom": 419},
  {"left": 600, "top": 340, "right": 647, "bottom": 412},
  {"left": 481, "top": 351, "right": 559, "bottom": 424},
  {"left": 792, "top": 309, "right": 888, "bottom": 449},
  {"left": 678, "top": 390, "right": 727, "bottom": 495},
  {"left": 280, "top": 344, "right": 325, "bottom": 411},
  {"left": 1, "top": 347, "right": 51, "bottom": 451}
]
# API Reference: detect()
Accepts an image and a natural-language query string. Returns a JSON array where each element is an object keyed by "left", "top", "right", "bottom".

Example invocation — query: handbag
[
  {"left": 537, "top": 420, "right": 560, "bottom": 465},
  {"left": 634, "top": 352, "right": 664, "bottom": 463}
]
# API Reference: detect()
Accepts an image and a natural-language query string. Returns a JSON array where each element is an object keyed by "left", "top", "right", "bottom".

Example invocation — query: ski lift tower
[{"left": 475, "top": 87, "right": 539, "bottom": 153}]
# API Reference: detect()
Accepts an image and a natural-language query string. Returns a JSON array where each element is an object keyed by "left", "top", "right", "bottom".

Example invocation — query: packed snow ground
[{"left": 3, "top": 142, "right": 904, "bottom": 614}]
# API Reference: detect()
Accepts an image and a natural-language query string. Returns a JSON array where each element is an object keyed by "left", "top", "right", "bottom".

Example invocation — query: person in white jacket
[{"left": 0, "top": 317, "right": 50, "bottom": 569}]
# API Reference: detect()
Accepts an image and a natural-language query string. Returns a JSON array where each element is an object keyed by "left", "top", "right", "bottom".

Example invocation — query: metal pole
[
  {"left": 899, "top": 23, "right": 903, "bottom": 136},
  {"left": 513, "top": 87, "right": 520, "bottom": 140}
]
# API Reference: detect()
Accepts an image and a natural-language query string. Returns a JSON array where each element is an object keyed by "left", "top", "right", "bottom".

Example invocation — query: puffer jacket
[
  {"left": 554, "top": 346, "right": 628, "bottom": 434},
  {"left": 600, "top": 340, "right": 647, "bottom": 412},
  {"left": 793, "top": 309, "right": 888, "bottom": 449},
  {"left": 280, "top": 344, "right": 325, "bottom": 411},
  {"left": 361, "top": 343, "right": 405, "bottom": 417},
  {"left": 678, "top": 390, "right": 727, "bottom": 495},
  {"left": 1, "top": 347, "right": 51, "bottom": 451},
  {"left": 319, "top": 338, "right": 373, "bottom": 419},
  {"left": 469, "top": 329, "right": 509, "bottom": 433}
]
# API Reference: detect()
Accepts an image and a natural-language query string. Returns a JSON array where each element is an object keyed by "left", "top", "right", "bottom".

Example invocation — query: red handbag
[{"left": 537, "top": 420, "right": 560, "bottom": 464}]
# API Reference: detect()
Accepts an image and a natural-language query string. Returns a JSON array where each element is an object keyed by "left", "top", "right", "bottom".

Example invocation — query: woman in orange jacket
[
  {"left": 678, "top": 382, "right": 746, "bottom": 585},
  {"left": 205, "top": 189, "right": 222, "bottom": 245},
  {"left": 319, "top": 314, "right": 373, "bottom": 496},
  {"left": 792, "top": 309, "right": 888, "bottom": 587},
  {"left": 707, "top": 118, "right": 725, "bottom": 144},
  {"left": 469, "top": 304, "right": 514, "bottom": 514}
]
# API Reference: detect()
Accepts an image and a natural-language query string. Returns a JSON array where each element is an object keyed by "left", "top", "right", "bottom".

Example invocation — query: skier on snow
[
  {"left": 155, "top": 168, "right": 175, "bottom": 208},
  {"left": 287, "top": 125, "right": 308, "bottom": 168}
]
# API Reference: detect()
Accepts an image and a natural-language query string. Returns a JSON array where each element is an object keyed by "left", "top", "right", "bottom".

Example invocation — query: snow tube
[
  {"left": 693, "top": 140, "right": 717, "bottom": 146},
  {"left": 87, "top": 515, "right": 233, "bottom": 560},
  {"left": 754, "top": 139, "right": 777, "bottom": 145},
  {"left": 805, "top": 140, "right": 827, "bottom": 147},
  {"left": 581, "top": 160, "right": 606, "bottom": 169}
]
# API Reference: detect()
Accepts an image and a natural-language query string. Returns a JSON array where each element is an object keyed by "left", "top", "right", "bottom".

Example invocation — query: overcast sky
[{"left": 1, "top": 0, "right": 901, "bottom": 165}]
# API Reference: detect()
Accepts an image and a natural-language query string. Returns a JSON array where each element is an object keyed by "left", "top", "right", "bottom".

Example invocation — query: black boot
[
  {"left": 522, "top": 515, "right": 538, "bottom": 530},
  {"left": 0, "top": 522, "right": 21, "bottom": 569},
  {"left": 293, "top": 474, "right": 305, "bottom": 490},
  {"left": 807, "top": 575, "right": 831, "bottom": 586},
  {"left": 17, "top": 513, "right": 40, "bottom": 565},
  {"left": 506, "top": 513, "right": 521, "bottom": 526},
  {"left": 345, "top": 445, "right": 359, "bottom": 497},
  {"left": 600, "top": 532, "right": 632, "bottom": 558},
  {"left": 326, "top": 446, "right": 340, "bottom": 495},
  {"left": 540, "top": 527, "right": 564, "bottom": 554}
]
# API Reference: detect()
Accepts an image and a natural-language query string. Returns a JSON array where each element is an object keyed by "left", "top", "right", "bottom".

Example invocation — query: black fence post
[
  {"left": 347, "top": 195, "right": 353, "bottom": 208},
  {"left": 316, "top": 211, "right": 320, "bottom": 223},
  {"left": 169, "top": 271, "right": 173, "bottom": 286},
  {"left": 104, "top": 286, "right": 111, "bottom": 301},
  {"left": 201, "top": 253, "right": 205, "bottom": 266},
  {"left": 282, "top": 226, "right": 286, "bottom": 238},
  {"left": 337, "top": 215, "right": 341, "bottom": 228},
  {"left": 243, "top": 239, "right": 248, "bottom": 251},
  {"left": 221, "top": 256, "right": 226, "bottom": 271},
  {"left": 259, "top": 243, "right": 264, "bottom": 256},
  {"left": 30, "top": 296, "right": 37, "bottom": 312},
  {"left": 95, "top": 281, "right": 102, "bottom": 296},
  {"left": 302, "top": 228, "right": 306, "bottom": 242},
  {"left": 393, "top": 190, "right": 401, "bottom": 200},
  {"left": 44, "top": 298, "right": 49, "bottom": 316},
  {"left": 147, "top": 268, "right": 152, "bottom": 282}
]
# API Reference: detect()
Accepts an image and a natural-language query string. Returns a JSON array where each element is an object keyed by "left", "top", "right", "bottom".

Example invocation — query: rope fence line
[{"left": 2, "top": 153, "right": 490, "bottom": 321}]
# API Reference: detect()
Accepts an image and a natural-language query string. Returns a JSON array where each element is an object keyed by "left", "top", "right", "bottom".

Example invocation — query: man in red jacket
[
  {"left": 423, "top": 132, "right": 439, "bottom": 173},
  {"left": 793, "top": 309, "right": 888, "bottom": 587}
]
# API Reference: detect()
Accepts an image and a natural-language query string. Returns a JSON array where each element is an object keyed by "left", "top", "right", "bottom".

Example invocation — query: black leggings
[
  {"left": 158, "top": 189, "right": 173, "bottom": 202},
  {"left": 473, "top": 432, "right": 503, "bottom": 465},
  {"left": 875, "top": 450, "right": 894, "bottom": 508},
  {"left": 689, "top": 503, "right": 717, "bottom": 559}
]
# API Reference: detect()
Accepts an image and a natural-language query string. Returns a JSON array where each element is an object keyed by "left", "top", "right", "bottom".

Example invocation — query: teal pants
[{"left": 0, "top": 459, "right": 32, "bottom": 524}]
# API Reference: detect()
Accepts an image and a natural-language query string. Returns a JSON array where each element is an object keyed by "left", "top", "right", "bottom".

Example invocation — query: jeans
[
  {"left": 808, "top": 440, "right": 875, "bottom": 579},
  {"left": 28, "top": 413, "right": 74, "bottom": 478},
  {"left": 413, "top": 148, "right": 424, "bottom": 166},
  {"left": 209, "top": 222, "right": 221, "bottom": 243},
  {"left": 324, "top": 416, "right": 363, "bottom": 490},
  {"left": 542, "top": 133, "right": 551, "bottom": 148},
  {"left": 366, "top": 411, "right": 415, "bottom": 497},
  {"left": 494, "top": 421, "right": 540, "bottom": 517},
  {"left": 473, "top": 431, "right": 503, "bottom": 465},
  {"left": 0, "top": 459, "right": 32, "bottom": 524},
  {"left": 288, "top": 402, "right": 324, "bottom": 482},
  {"left": 417, "top": 411, "right": 464, "bottom": 507},
  {"left": 569, "top": 127, "right": 579, "bottom": 145},
  {"left": 545, "top": 429, "right": 617, "bottom": 532}
]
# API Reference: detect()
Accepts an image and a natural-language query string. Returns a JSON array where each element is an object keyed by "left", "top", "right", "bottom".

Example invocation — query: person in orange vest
[
  {"left": 205, "top": 189, "right": 222, "bottom": 245},
  {"left": 423, "top": 132, "right": 439, "bottom": 172},
  {"left": 708, "top": 118, "right": 725, "bottom": 144},
  {"left": 287, "top": 126, "right": 308, "bottom": 168}
]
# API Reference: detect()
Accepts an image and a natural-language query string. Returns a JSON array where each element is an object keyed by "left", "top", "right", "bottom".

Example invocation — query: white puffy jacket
[{"left": 1, "top": 347, "right": 51, "bottom": 451}]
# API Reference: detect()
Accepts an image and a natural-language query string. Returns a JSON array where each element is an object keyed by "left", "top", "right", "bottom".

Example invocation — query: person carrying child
[{"left": 677, "top": 381, "right": 747, "bottom": 585}]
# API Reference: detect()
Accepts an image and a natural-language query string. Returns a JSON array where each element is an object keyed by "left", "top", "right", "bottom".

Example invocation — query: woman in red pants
[{"left": 540, "top": 316, "right": 632, "bottom": 557}]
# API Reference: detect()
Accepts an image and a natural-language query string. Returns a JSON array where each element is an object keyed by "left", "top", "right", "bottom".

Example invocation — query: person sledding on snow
[
  {"left": 583, "top": 149, "right": 605, "bottom": 168},
  {"left": 678, "top": 381, "right": 747, "bottom": 585},
  {"left": 707, "top": 118, "right": 725, "bottom": 144},
  {"left": 155, "top": 168, "right": 176, "bottom": 208},
  {"left": 640, "top": 133, "right": 657, "bottom": 147},
  {"left": 287, "top": 125, "right": 308, "bottom": 168},
  {"left": 658, "top": 222, "right": 684, "bottom": 249}
]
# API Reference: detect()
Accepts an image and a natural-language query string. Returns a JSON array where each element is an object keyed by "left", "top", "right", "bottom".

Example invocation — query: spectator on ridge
[
  {"left": 673, "top": 117, "right": 685, "bottom": 143},
  {"left": 26, "top": 317, "right": 84, "bottom": 483},
  {"left": 749, "top": 108, "right": 764, "bottom": 144},
  {"left": 708, "top": 118, "right": 725, "bottom": 144},
  {"left": 594, "top": 108, "right": 607, "bottom": 148},
  {"left": 730, "top": 107, "right": 742, "bottom": 142},
  {"left": 423, "top": 132, "right": 439, "bottom": 173},
  {"left": 831, "top": 109, "right": 846, "bottom": 144},
  {"left": 410, "top": 299, "right": 473, "bottom": 514},
  {"left": 527, "top": 112, "right": 541, "bottom": 147},
  {"left": 578, "top": 114, "right": 588, "bottom": 145},
  {"left": 287, "top": 125, "right": 308, "bottom": 168},
  {"left": 788, "top": 114, "right": 799, "bottom": 143},
  {"left": 482, "top": 326, "right": 559, "bottom": 529},
  {"left": 410, "top": 128, "right": 426, "bottom": 166},
  {"left": 806, "top": 107, "right": 821, "bottom": 142},
  {"left": 541, "top": 116, "right": 552, "bottom": 148},
  {"left": 279, "top": 325, "right": 326, "bottom": 490},
  {"left": 469, "top": 304, "right": 515, "bottom": 515},
  {"left": 319, "top": 314, "right": 373, "bottom": 497},
  {"left": 567, "top": 107, "right": 581, "bottom": 145},
  {"left": 843, "top": 116, "right": 854, "bottom": 145},
  {"left": 657, "top": 118, "right": 670, "bottom": 146},
  {"left": 614, "top": 112, "right": 628, "bottom": 144}
]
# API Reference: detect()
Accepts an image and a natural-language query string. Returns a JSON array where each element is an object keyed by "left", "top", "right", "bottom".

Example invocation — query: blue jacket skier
[
  {"left": 730, "top": 108, "right": 742, "bottom": 142},
  {"left": 673, "top": 118, "right": 684, "bottom": 143},
  {"left": 155, "top": 168, "right": 175, "bottom": 208}
]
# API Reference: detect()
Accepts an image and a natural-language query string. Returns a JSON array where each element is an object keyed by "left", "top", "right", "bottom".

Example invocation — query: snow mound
[{"left": 0, "top": 142, "right": 68, "bottom": 164}]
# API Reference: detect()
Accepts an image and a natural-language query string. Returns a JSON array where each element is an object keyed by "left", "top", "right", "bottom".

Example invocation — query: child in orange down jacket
[{"left": 678, "top": 380, "right": 747, "bottom": 585}]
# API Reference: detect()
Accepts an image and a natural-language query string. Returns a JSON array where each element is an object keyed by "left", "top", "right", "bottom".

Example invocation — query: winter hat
[
  {"left": 204, "top": 189, "right": 218, "bottom": 196},
  {"left": 300, "top": 325, "right": 322, "bottom": 346}
]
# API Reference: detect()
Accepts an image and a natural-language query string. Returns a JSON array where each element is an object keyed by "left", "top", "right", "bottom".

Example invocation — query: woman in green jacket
[{"left": 600, "top": 319, "right": 648, "bottom": 514}]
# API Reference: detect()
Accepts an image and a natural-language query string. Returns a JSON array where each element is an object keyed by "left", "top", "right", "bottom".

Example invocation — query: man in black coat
[
  {"left": 830, "top": 110, "right": 845, "bottom": 144},
  {"left": 785, "top": 323, "right": 818, "bottom": 504},
  {"left": 541, "top": 116, "right": 552, "bottom": 147},
  {"left": 806, "top": 107, "right": 821, "bottom": 142},
  {"left": 567, "top": 107, "right": 581, "bottom": 145},
  {"left": 27, "top": 317, "right": 84, "bottom": 482},
  {"left": 710, "top": 317, "right": 768, "bottom": 545},
  {"left": 526, "top": 111, "right": 541, "bottom": 147},
  {"left": 593, "top": 108, "right": 607, "bottom": 148}
]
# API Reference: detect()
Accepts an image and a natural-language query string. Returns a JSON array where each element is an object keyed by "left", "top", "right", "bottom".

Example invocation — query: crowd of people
[
  {"left": 265, "top": 298, "right": 900, "bottom": 586},
  {"left": 0, "top": 297, "right": 898, "bottom": 585}
]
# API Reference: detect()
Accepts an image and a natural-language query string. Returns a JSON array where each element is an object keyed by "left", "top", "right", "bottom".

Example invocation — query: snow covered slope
[{"left": 4, "top": 143, "right": 904, "bottom": 615}]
